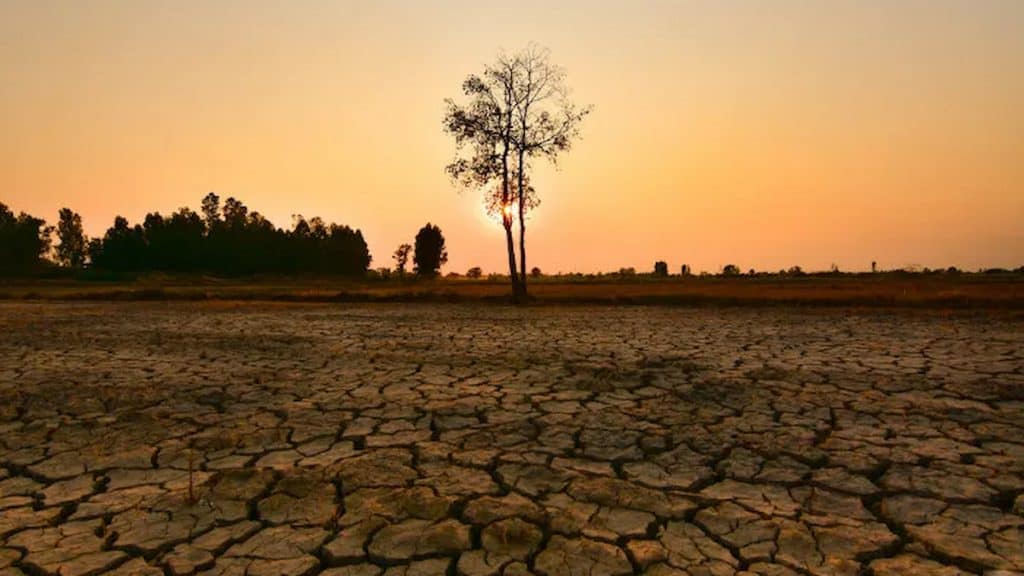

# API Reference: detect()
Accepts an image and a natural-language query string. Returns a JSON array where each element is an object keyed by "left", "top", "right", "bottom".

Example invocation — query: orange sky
[{"left": 2, "top": 0, "right": 1022, "bottom": 274}]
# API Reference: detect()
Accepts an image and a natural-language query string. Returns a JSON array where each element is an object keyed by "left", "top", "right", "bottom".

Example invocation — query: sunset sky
[{"left": 2, "top": 0, "right": 1022, "bottom": 274}]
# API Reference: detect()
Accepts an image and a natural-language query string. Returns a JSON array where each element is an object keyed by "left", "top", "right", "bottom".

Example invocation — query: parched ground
[{"left": 0, "top": 303, "right": 1021, "bottom": 576}]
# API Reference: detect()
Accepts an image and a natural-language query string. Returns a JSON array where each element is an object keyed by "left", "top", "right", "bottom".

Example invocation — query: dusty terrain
[{"left": 0, "top": 302, "right": 1021, "bottom": 576}]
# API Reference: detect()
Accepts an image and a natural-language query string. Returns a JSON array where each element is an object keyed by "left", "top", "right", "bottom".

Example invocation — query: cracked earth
[{"left": 0, "top": 302, "right": 1022, "bottom": 576}]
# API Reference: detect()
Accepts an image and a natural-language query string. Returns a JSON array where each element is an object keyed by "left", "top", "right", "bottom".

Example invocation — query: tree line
[{"left": 0, "top": 194, "right": 372, "bottom": 276}]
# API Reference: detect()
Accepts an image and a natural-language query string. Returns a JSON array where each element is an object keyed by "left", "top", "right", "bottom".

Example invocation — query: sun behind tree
[{"left": 444, "top": 45, "right": 589, "bottom": 303}]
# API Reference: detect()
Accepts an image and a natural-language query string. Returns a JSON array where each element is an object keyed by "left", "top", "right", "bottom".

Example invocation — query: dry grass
[{"left": 1, "top": 273, "right": 1022, "bottom": 309}]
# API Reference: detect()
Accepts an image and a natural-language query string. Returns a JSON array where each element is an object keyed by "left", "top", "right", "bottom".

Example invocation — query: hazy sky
[{"left": 2, "top": 0, "right": 1022, "bottom": 273}]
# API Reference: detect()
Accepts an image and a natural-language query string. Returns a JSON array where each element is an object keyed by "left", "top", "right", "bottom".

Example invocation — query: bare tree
[
  {"left": 445, "top": 46, "right": 589, "bottom": 302},
  {"left": 444, "top": 58, "right": 521, "bottom": 299},
  {"left": 510, "top": 46, "right": 590, "bottom": 297}
]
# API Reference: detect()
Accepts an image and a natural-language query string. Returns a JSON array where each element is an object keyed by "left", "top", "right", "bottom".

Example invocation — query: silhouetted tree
[
  {"left": 509, "top": 46, "right": 590, "bottom": 299},
  {"left": 466, "top": 266, "right": 483, "bottom": 278},
  {"left": 653, "top": 261, "right": 668, "bottom": 277},
  {"left": 414, "top": 223, "right": 447, "bottom": 277},
  {"left": 444, "top": 56, "right": 522, "bottom": 296},
  {"left": 201, "top": 192, "right": 221, "bottom": 230},
  {"left": 0, "top": 202, "right": 51, "bottom": 275},
  {"left": 223, "top": 197, "right": 248, "bottom": 227},
  {"left": 722, "top": 264, "right": 740, "bottom": 276},
  {"left": 56, "top": 208, "right": 87, "bottom": 268},
  {"left": 871, "top": 260, "right": 877, "bottom": 273},
  {"left": 142, "top": 208, "right": 205, "bottom": 271},
  {"left": 680, "top": 264, "right": 691, "bottom": 276},
  {"left": 393, "top": 243, "right": 412, "bottom": 275},
  {"left": 323, "top": 223, "right": 371, "bottom": 275},
  {"left": 530, "top": 267, "right": 542, "bottom": 278},
  {"left": 445, "top": 45, "right": 589, "bottom": 303},
  {"left": 90, "top": 216, "right": 146, "bottom": 272}
]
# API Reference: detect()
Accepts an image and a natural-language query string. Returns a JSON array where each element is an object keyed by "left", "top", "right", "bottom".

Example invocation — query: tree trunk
[
  {"left": 501, "top": 126, "right": 520, "bottom": 304},
  {"left": 517, "top": 145, "right": 528, "bottom": 301},
  {"left": 504, "top": 221, "right": 519, "bottom": 304}
]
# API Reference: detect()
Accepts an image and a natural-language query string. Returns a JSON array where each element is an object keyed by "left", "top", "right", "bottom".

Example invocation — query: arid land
[{"left": 0, "top": 302, "right": 1022, "bottom": 575}]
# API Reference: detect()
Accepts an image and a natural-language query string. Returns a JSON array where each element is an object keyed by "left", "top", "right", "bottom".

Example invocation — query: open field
[
  {"left": 2, "top": 273, "right": 1023, "bottom": 308},
  {"left": 0, "top": 302, "right": 1021, "bottom": 575}
]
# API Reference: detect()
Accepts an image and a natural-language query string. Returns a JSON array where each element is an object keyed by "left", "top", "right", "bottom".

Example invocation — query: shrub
[
  {"left": 466, "top": 267, "right": 483, "bottom": 278},
  {"left": 653, "top": 261, "right": 668, "bottom": 277}
]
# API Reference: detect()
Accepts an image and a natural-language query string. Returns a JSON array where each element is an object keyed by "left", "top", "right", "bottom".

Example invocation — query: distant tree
[
  {"left": 142, "top": 208, "right": 204, "bottom": 271},
  {"left": 56, "top": 208, "right": 87, "bottom": 268},
  {"left": 201, "top": 192, "right": 221, "bottom": 231},
  {"left": 618, "top": 267, "right": 636, "bottom": 276},
  {"left": 90, "top": 216, "right": 146, "bottom": 272},
  {"left": 321, "top": 223, "right": 370, "bottom": 275},
  {"left": 222, "top": 197, "right": 248, "bottom": 228},
  {"left": 722, "top": 264, "right": 740, "bottom": 276},
  {"left": 680, "top": 264, "right": 691, "bottom": 276},
  {"left": 947, "top": 266, "right": 960, "bottom": 274},
  {"left": 748, "top": 268, "right": 756, "bottom": 276},
  {"left": 393, "top": 243, "right": 412, "bottom": 275},
  {"left": 653, "top": 261, "right": 669, "bottom": 277},
  {"left": 787, "top": 265, "right": 804, "bottom": 276},
  {"left": 530, "top": 266, "right": 542, "bottom": 278},
  {"left": 0, "top": 202, "right": 51, "bottom": 275},
  {"left": 871, "top": 260, "right": 877, "bottom": 273},
  {"left": 87, "top": 195, "right": 370, "bottom": 276},
  {"left": 414, "top": 223, "right": 447, "bottom": 276},
  {"left": 466, "top": 266, "right": 483, "bottom": 278}
]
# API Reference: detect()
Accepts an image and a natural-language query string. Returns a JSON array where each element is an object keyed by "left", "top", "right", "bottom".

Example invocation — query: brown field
[{"left": 1, "top": 273, "right": 1022, "bottom": 308}]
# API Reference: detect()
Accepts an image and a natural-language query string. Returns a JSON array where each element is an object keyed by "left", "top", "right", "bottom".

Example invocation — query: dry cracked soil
[{"left": 0, "top": 302, "right": 1021, "bottom": 576}]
